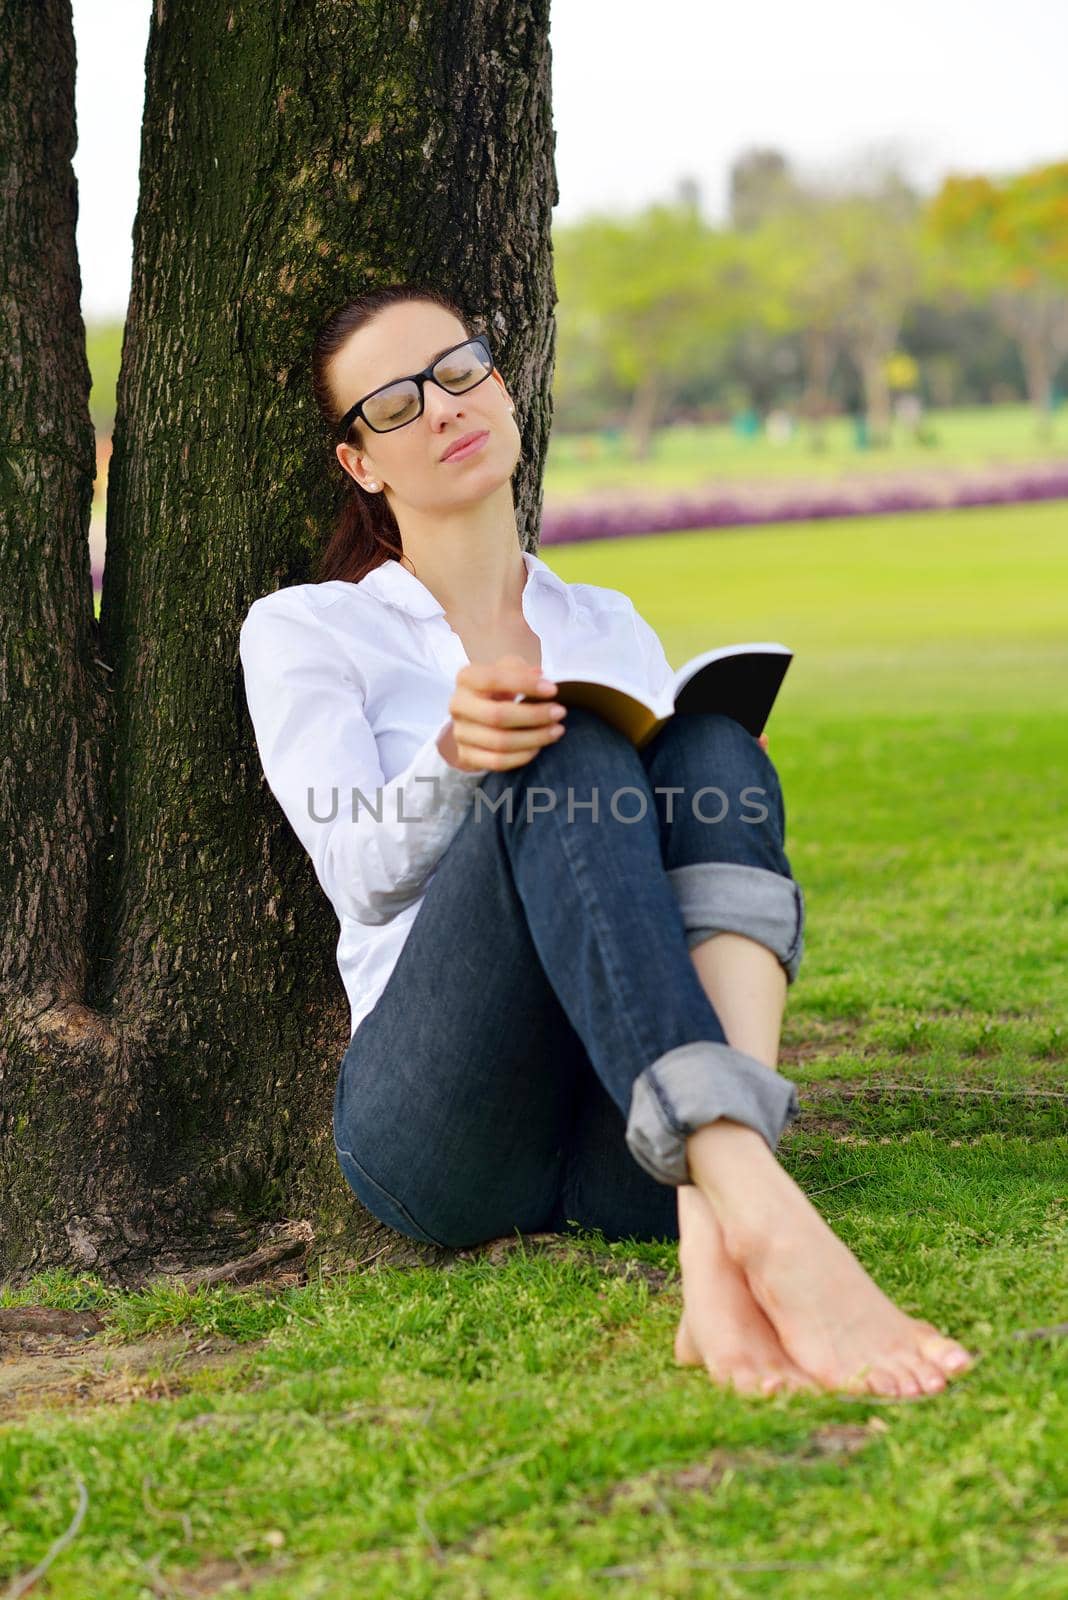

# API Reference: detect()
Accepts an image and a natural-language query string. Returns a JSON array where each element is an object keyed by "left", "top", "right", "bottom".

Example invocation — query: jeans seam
[
  {"left": 784, "top": 881, "right": 804, "bottom": 963},
  {"left": 642, "top": 1062, "right": 688, "bottom": 1140},
  {"left": 334, "top": 1137, "right": 449, "bottom": 1248}
]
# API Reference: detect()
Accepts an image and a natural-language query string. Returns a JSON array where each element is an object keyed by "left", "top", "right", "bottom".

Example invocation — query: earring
[{"left": 366, "top": 481, "right": 379, "bottom": 491}]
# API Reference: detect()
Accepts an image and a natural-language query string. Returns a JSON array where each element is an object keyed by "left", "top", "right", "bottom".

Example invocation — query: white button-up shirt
[{"left": 239, "top": 548, "right": 674, "bottom": 1038}]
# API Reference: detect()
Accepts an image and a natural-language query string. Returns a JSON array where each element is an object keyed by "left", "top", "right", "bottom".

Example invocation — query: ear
[
  {"left": 491, "top": 371, "right": 515, "bottom": 412},
  {"left": 336, "top": 440, "right": 374, "bottom": 490}
]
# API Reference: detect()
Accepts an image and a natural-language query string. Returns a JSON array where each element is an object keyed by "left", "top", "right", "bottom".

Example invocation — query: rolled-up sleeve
[{"left": 238, "top": 591, "right": 488, "bottom": 925}]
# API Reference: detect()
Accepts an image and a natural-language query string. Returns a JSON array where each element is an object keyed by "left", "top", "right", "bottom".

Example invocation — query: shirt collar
[{"left": 356, "top": 548, "right": 573, "bottom": 620}]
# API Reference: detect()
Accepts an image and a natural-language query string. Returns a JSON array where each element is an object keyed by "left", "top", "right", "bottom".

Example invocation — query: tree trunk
[
  {"left": 0, "top": 0, "right": 116, "bottom": 1277},
  {"left": 993, "top": 288, "right": 1068, "bottom": 445},
  {"left": 626, "top": 368, "right": 660, "bottom": 461},
  {"left": 0, "top": 0, "right": 558, "bottom": 1287},
  {"left": 800, "top": 326, "right": 835, "bottom": 451},
  {"left": 854, "top": 344, "right": 894, "bottom": 447},
  {"left": 1018, "top": 333, "right": 1053, "bottom": 442}
]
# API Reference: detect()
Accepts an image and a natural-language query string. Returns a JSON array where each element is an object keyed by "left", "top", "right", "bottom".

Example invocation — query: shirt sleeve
[{"left": 238, "top": 590, "right": 489, "bottom": 926}]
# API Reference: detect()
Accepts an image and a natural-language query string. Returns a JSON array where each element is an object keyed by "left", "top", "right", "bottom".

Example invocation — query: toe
[
  {"left": 918, "top": 1331, "right": 975, "bottom": 1375},
  {"left": 715, "top": 1362, "right": 765, "bottom": 1396},
  {"left": 887, "top": 1351, "right": 927, "bottom": 1398},
  {"left": 908, "top": 1355, "right": 948, "bottom": 1395},
  {"left": 863, "top": 1365, "right": 903, "bottom": 1398},
  {"left": 674, "top": 1313, "right": 703, "bottom": 1367},
  {"left": 731, "top": 1369, "right": 768, "bottom": 1397},
  {"left": 914, "top": 1324, "right": 972, "bottom": 1376},
  {"left": 784, "top": 1370, "right": 821, "bottom": 1396},
  {"left": 758, "top": 1368, "right": 817, "bottom": 1398}
]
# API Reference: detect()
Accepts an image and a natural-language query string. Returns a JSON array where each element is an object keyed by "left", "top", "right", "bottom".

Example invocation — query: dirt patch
[
  {"left": 778, "top": 1010, "right": 1066, "bottom": 1070},
  {"left": 796, "top": 1076, "right": 1066, "bottom": 1102},
  {"left": 783, "top": 1076, "right": 1068, "bottom": 1139},
  {"left": 783, "top": 1113, "right": 855, "bottom": 1140},
  {"left": 778, "top": 1019, "right": 867, "bottom": 1066},
  {"left": 0, "top": 1241, "right": 673, "bottom": 1423},
  {"left": 579, "top": 1416, "right": 889, "bottom": 1520},
  {"left": 148, "top": 1555, "right": 292, "bottom": 1597},
  {"left": 0, "top": 1328, "right": 266, "bottom": 1421}
]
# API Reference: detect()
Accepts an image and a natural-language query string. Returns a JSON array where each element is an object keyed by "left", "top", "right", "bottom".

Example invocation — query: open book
[{"left": 521, "top": 642, "right": 794, "bottom": 751}]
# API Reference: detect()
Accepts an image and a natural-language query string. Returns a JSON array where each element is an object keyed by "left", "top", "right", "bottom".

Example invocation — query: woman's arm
[{"left": 238, "top": 590, "right": 488, "bottom": 925}]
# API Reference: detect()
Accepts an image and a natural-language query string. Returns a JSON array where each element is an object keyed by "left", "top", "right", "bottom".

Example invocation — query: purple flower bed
[
  {"left": 539, "top": 465, "right": 1068, "bottom": 545},
  {"left": 90, "top": 462, "right": 1068, "bottom": 594}
]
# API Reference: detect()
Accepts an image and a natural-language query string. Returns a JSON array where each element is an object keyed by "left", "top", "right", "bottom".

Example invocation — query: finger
[
  {"left": 450, "top": 684, "right": 567, "bottom": 729},
  {"left": 457, "top": 734, "right": 561, "bottom": 771},
  {"left": 453, "top": 714, "right": 567, "bottom": 758},
  {"left": 458, "top": 657, "right": 557, "bottom": 701}
]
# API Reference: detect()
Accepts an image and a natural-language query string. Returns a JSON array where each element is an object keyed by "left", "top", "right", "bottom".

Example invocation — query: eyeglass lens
[{"left": 361, "top": 339, "right": 494, "bottom": 433}]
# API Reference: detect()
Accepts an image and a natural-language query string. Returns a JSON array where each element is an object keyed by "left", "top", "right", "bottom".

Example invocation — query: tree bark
[
  {"left": 857, "top": 346, "right": 894, "bottom": 446},
  {"left": 1019, "top": 334, "right": 1053, "bottom": 442},
  {"left": 0, "top": 0, "right": 117, "bottom": 1278},
  {"left": 800, "top": 326, "right": 835, "bottom": 451},
  {"left": 626, "top": 368, "right": 660, "bottom": 461},
  {"left": 992, "top": 288, "right": 1068, "bottom": 444},
  {"left": 1, "top": 0, "right": 558, "bottom": 1287}
]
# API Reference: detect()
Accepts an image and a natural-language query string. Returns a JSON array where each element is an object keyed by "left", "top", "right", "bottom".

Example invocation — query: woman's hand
[
  {"left": 437, "top": 656, "right": 568, "bottom": 772},
  {"left": 757, "top": 733, "right": 769, "bottom": 753}
]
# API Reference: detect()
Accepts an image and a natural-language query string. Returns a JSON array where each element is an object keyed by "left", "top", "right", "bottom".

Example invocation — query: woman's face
[{"left": 331, "top": 302, "right": 521, "bottom": 514}]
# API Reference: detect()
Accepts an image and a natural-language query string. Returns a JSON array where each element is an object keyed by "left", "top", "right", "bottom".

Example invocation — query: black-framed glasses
[{"left": 336, "top": 333, "right": 495, "bottom": 442}]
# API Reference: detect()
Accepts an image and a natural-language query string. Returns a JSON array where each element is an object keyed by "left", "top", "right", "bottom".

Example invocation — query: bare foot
[
  {"left": 674, "top": 1185, "right": 818, "bottom": 1397},
  {"left": 688, "top": 1122, "right": 978, "bottom": 1399}
]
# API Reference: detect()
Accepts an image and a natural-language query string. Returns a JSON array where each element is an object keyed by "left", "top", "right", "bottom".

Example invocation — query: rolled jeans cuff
[
  {"left": 668, "top": 861, "right": 805, "bottom": 985},
  {"left": 625, "top": 1041, "right": 801, "bottom": 1187}
]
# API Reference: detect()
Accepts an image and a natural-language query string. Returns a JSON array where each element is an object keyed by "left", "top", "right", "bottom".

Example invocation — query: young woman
[{"left": 239, "top": 282, "right": 976, "bottom": 1400}]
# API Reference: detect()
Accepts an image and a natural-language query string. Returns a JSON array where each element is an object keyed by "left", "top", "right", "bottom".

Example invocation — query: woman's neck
[{"left": 393, "top": 487, "right": 527, "bottom": 626}]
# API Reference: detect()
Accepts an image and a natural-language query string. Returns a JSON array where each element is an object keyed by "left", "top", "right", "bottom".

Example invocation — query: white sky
[{"left": 73, "top": 0, "right": 1068, "bottom": 320}]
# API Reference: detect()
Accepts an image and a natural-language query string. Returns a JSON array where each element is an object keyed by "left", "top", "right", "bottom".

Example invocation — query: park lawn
[
  {"left": 543, "top": 403, "right": 1068, "bottom": 498},
  {"left": 4, "top": 499, "right": 1065, "bottom": 1597}
]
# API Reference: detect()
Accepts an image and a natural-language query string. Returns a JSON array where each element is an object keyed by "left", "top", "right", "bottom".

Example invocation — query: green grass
[
  {"left": 7, "top": 499, "right": 1067, "bottom": 1596},
  {"left": 1, "top": 1153, "right": 1065, "bottom": 1598},
  {"left": 543, "top": 403, "right": 1068, "bottom": 498}
]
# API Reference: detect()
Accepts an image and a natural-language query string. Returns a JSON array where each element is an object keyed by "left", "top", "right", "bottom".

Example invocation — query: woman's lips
[{"left": 442, "top": 430, "right": 489, "bottom": 462}]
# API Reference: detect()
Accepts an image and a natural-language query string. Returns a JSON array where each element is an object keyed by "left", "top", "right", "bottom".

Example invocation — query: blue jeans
[{"left": 333, "top": 707, "right": 805, "bottom": 1249}]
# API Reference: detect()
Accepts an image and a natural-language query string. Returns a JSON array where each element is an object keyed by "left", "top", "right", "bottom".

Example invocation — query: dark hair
[{"left": 310, "top": 283, "right": 475, "bottom": 585}]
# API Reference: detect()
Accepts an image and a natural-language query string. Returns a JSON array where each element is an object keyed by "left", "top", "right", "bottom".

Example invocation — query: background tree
[
  {"left": 731, "top": 164, "right": 930, "bottom": 448},
  {"left": 744, "top": 204, "right": 846, "bottom": 450},
  {"left": 817, "top": 173, "right": 927, "bottom": 447},
  {"left": 553, "top": 203, "right": 752, "bottom": 458},
  {"left": 728, "top": 146, "right": 799, "bottom": 233},
  {"left": 0, "top": 0, "right": 558, "bottom": 1286},
  {"left": 926, "top": 162, "right": 1068, "bottom": 439}
]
